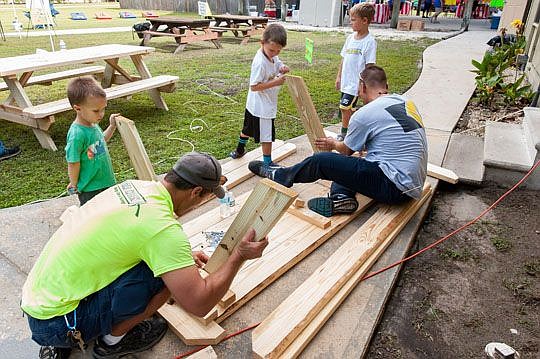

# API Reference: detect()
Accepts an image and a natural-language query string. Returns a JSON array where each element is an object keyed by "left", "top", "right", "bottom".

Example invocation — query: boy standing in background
[
  {"left": 230, "top": 23, "right": 289, "bottom": 167},
  {"left": 65, "top": 77, "right": 118, "bottom": 206},
  {"left": 335, "top": 3, "right": 377, "bottom": 141}
]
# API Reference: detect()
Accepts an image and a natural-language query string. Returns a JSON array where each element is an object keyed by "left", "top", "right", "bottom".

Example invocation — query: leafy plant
[
  {"left": 500, "top": 75, "right": 534, "bottom": 105},
  {"left": 471, "top": 19, "right": 531, "bottom": 106},
  {"left": 475, "top": 73, "right": 503, "bottom": 105}
]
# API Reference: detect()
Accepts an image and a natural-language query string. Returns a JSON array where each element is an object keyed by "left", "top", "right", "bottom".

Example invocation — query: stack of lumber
[
  {"left": 252, "top": 183, "right": 432, "bottom": 358},
  {"left": 158, "top": 179, "right": 375, "bottom": 344}
]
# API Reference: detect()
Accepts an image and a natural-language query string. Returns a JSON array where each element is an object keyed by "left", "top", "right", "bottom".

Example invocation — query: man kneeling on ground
[
  {"left": 249, "top": 65, "right": 428, "bottom": 217},
  {"left": 21, "top": 152, "right": 268, "bottom": 359}
]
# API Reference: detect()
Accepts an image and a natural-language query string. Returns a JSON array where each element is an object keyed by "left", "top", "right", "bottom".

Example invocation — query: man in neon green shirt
[{"left": 21, "top": 152, "right": 268, "bottom": 359}]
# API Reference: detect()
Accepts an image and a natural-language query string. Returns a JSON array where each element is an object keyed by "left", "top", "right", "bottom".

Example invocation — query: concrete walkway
[{"left": 0, "top": 29, "right": 494, "bottom": 358}]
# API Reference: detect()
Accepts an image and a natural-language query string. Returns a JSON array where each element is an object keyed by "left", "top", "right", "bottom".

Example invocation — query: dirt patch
[
  {"left": 367, "top": 183, "right": 540, "bottom": 358},
  {"left": 454, "top": 98, "right": 524, "bottom": 138}
]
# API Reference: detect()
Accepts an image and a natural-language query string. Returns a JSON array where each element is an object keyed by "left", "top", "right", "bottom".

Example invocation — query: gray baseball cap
[{"left": 172, "top": 152, "right": 226, "bottom": 199}]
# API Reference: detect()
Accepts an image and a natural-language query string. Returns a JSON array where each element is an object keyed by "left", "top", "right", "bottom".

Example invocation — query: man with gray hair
[{"left": 22, "top": 152, "right": 268, "bottom": 359}]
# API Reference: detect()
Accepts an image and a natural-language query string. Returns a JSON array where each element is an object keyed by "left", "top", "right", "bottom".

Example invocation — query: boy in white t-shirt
[
  {"left": 335, "top": 3, "right": 377, "bottom": 141},
  {"left": 230, "top": 23, "right": 289, "bottom": 166}
]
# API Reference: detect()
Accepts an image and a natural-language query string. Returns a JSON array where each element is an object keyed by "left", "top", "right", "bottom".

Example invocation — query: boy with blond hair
[
  {"left": 65, "top": 77, "right": 119, "bottom": 205},
  {"left": 230, "top": 23, "right": 290, "bottom": 167},
  {"left": 336, "top": 3, "right": 377, "bottom": 141}
]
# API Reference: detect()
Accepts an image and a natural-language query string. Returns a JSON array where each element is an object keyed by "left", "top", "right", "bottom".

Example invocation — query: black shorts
[
  {"left": 241, "top": 109, "right": 275, "bottom": 143},
  {"left": 339, "top": 92, "right": 358, "bottom": 110}
]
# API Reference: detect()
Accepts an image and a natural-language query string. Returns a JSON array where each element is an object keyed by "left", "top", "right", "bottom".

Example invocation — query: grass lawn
[
  {"left": 0, "top": 3, "right": 197, "bottom": 31},
  {"left": 0, "top": 27, "right": 436, "bottom": 208}
]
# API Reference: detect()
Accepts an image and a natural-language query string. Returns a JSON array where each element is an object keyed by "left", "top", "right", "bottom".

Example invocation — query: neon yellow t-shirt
[{"left": 21, "top": 180, "right": 195, "bottom": 320}]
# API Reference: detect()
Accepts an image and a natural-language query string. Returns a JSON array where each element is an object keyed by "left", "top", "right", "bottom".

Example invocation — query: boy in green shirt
[{"left": 65, "top": 77, "right": 119, "bottom": 205}]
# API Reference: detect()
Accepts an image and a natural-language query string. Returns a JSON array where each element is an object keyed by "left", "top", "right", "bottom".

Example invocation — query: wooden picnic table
[
  {"left": 210, "top": 14, "right": 268, "bottom": 45},
  {"left": 0, "top": 44, "right": 178, "bottom": 151},
  {"left": 141, "top": 17, "right": 222, "bottom": 53}
]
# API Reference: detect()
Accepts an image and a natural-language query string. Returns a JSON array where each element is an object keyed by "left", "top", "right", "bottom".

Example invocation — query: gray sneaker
[
  {"left": 336, "top": 134, "right": 345, "bottom": 142},
  {"left": 248, "top": 160, "right": 282, "bottom": 180}
]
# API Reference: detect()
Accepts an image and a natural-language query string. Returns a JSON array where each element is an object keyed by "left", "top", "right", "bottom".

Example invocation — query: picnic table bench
[
  {"left": 0, "top": 66, "right": 105, "bottom": 91},
  {"left": 140, "top": 17, "right": 222, "bottom": 53},
  {"left": 210, "top": 14, "right": 268, "bottom": 45},
  {"left": 0, "top": 44, "right": 178, "bottom": 151}
]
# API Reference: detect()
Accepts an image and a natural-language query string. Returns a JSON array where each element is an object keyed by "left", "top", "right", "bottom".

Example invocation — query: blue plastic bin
[{"left": 491, "top": 16, "right": 501, "bottom": 30}]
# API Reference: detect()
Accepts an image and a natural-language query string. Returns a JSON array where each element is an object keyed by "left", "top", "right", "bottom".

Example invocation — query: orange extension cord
[{"left": 174, "top": 159, "right": 540, "bottom": 359}]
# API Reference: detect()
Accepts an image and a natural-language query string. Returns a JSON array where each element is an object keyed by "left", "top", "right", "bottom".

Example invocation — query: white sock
[{"left": 101, "top": 333, "right": 125, "bottom": 346}]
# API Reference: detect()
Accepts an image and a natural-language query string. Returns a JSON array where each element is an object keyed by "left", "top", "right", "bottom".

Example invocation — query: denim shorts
[{"left": 26, "top": 262, "right": 164, "bottom": 348}]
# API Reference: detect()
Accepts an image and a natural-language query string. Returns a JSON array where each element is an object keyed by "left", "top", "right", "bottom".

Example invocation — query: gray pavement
[{"left": 0, "top": 26, "right": 496, "bottom": 358}]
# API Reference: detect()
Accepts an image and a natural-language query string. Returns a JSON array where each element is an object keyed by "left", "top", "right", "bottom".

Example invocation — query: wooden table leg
[
  {"left": 32, "top": 128, "right": 58, "bottom": 151},
  {"left": 5, "top": 71, "right": 33, "bottom": 106},
  {"left": 211, "top": 39, "right": 222, "bottom": 49},
  {"left": 173, "top": 44, "right": 187, "bottom": 54},
  {"left": 104, "top": 59, "right": 135, "bottom": 83},
  {"left": 102, "top": 58, "right": 117, "bottom": 88},
  {"left": 130, "top": 55, "right": 168, "bottom": 111},
  {"left": 3, "top": 75, "right": 57, "bottom": 151}
]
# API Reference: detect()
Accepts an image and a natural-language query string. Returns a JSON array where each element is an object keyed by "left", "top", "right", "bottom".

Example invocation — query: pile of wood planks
[
  {"left": 252, "top": 184, "right": 432, "bottom": 358},
  {"left": 158, "top": 179, "right": 376, "bottom": 344}
]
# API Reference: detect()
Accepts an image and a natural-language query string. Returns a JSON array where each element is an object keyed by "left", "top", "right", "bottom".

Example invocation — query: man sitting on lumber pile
[
  {"left": 249, "top": 65, "right": 428, "bottom": 217},
  {"left": 21, "top": 152, "right": 268, "bottom": 359}
]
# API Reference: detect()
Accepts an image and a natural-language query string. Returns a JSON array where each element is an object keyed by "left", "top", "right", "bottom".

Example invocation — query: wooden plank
[
  {"left": 23, "top": 75, "right": 179, "bottom": 118},
  {"left": 293, "top": 199, "right": 304, "bottom": 208},
  {"left": 0, "top": 66, "right": 106, "bottom": 91},
  {"left": 186, "top": 346, "right": 217, "bottom": 359},
  {"left": 285, "top": 182, "right": 332, "bottom": 229},
  {"left": 216, "top": 193, "right": 374, "bottom": 322},
  {"left": 427, "top": 162, "right": 459, "bottom": 184},
  {"left": 203, "top": 178, "right": 298, "bottom": 273},
  {"left": 115, "top": 116, "right": 157, "bottom": 181},
  {"left": 157, "top": 302, "right": 226, "bottom": 345},
  {"left": 285, "top": 75, "right": 326, "bottom": 153},
  {"left": 280, "top": 186, "right": 434, "bottom": 358},
  {"left": 286, "top": 206, "right": 331, "bottom": 229},
  {"left": 252, "top": 184, "right": 432, "bottom": 359}
]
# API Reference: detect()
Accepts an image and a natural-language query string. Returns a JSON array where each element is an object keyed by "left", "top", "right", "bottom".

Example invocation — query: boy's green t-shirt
[
  {"left": 21, "top": 180, "right": 195, "bottom": 320},
  {"left": 65, "top": 122, "right": 116, "bottom": 192}
]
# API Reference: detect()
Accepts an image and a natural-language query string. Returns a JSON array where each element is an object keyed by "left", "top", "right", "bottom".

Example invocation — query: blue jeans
[
  {"left": 273, "top": 152, "right": 411, "bottom": 204},
  {"left": 26, "top": 262, "right": 164, "bottom": 348}
]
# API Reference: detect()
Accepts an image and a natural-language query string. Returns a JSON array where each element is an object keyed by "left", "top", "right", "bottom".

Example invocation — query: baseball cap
[{"left": 172, "top": 152, "right": 226, "bottom": 199}]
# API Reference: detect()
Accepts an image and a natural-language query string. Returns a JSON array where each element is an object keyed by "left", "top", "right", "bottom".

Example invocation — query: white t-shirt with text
[
  {"left": 340, "top": 32, "right": 377, "bottom": 96},
  {"left": 246, "top": 48, "right": 284, "bottom": 119}
]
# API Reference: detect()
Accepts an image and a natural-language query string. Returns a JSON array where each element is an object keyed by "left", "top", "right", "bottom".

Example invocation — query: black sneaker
[
  {"left": 248, "top": 160, "right": 282, "bottom": 180},
  {"left": 0, "top": 145, "right": 21, "bottom": 161},
  {"left": 92, "top": 316, "right": 168, "bottom": 359},
  {"left": 39, "top": 346, "right": 72, "bottom": 359},
  {"left": 229, "top": 149, "right": 245, "bottom": 159},
  {"left": 308, "top": 194, "right": 359, "bottom": 217}
]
